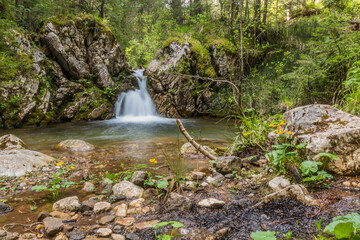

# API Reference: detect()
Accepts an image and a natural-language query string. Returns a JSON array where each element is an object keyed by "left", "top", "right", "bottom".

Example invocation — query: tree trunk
[
  {"left": 99, "top": 0, "right": 105, "bottom": 18},
  {"left": 263, "top": 0, "right": 269, "bottom": 25},
  {"left": 238, "top": 0, "right": 244, "bottom": 113}
]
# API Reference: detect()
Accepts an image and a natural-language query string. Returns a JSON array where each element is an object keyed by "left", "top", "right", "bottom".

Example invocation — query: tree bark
[
  {"left": 175, "top": 119, "right": 217, "bottom": 160},
  {"left": 263, "top": 0, "right": 269, "bottom": 25},
  {"left": 99, "top": 0, "right": 105, "bottom": 18}
]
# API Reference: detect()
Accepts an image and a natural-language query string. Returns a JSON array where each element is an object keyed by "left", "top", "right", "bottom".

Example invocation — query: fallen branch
[
  {"left": 2, "top": 222, "right": 42, "bottom": 232},
  {"left": 175, "top": 119, "right": 217, "bottom": 160}
]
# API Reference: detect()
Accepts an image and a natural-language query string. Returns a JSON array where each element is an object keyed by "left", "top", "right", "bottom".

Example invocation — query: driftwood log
[{"left": 175, "top": 119, "right": 217, "bottom": 160}]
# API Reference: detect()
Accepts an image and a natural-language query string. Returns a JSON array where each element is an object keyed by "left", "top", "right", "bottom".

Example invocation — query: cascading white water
[{"left": 114, "top": 69, "right": 158, "bottom": 121}]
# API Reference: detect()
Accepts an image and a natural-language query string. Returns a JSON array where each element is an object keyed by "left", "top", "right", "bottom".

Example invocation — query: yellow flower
[
  {"left": 57, "top": 162, "right": 64, "bottom": 166},
  {"left": 243, "top": 132, "right": 251, "bottom": 136},
  {"left": 279, "top": 122, "right": 286, "bottom": 126},
  {"left": 269, "top": 124, "right": 275, "bottom": 127},
  {"left": 287, "top": 131, "right": 293, "bottom": 134},
  {"left": 70, "top": 166, "right": 75, "bottom": 169},
  {"left": 149, "top": 158, "right": 156, "bottom": 163}
]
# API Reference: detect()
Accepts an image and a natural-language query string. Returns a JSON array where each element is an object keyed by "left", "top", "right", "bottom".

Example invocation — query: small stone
[
  {"left": 4, "top": 232, "right": 19, "bottom": 240},
  {"left": 99, "top": 215, "right": 115, "bottom": 225},
  {"left": 54, "top": 139, "right": 95, "bottom": 152},
  {"left": 112, "top": 225, "right": 123, "bottom": 234},
  {"left": 55, "top": 234, "right": 68, "bottom": 240},
  {"left": 111, "top": 234, "right": 125, "bottom": 240},
  {"left": 66, "top": 230, "right": 87, "bottom": 240},
  {"left": 142, "top": 188, "right": 157, "bottom": 199},
  {"left": 129, "top": 198, "right": 144, "bottom": 208},
  {"left": 352, "top": 182, "right": 358, "bottom": 187},
  {"left": 53, "top": 196, "right": 80, "bottom": 213},
  {"left": 165, "top": 192, "right": 193, "bottom": 212},
  {"left": 115, "top": 217, "right": 135, "bottom": 226},
  {"left": 142, "top": 206, "right": 150, "bottom": 214},
  {"left": 0, "top": 202, "right": 13, "bottom": 214},
  {"left": 125, "top": 233, "right": 139, "bottom": 240},
  {"left": 198, "top": 198, "right": 225, "bottom": 209},
  {"left": 268, "top": 176, "right": 291, "bottom": 193},
  {"left": 43, "top": 217, "right": 64, "bottom": 236},
  {"left": 130, "top": 171, "right": 147, "bottom": 186},
  {"left": 50, "top": 211, "right": 71, "bottom": 220},
  {"left": 343, "top": 181, "right": 351, "bottom": 186},
  {"left": 93, "top": 202, "right": 111, "bottom": 214},
  {"left": 109, "top": 195, "right": 126, "bottom": 203},
  {"left": 214, "top": 156, "right": 242, "bottom": 174},
  {"left": 112, "top": 181, "right": 144, "bottom": 199},
  {"left": 190, "top": 171, "right": 206, "bottom": 181},
  {"left": 134, "top": 220, "right": 159, "bottom": 230},
  {"left": 82, "top": 182, "right": 95, "bottom": 192},
  {"left": 201, "top": 182, "right": 209, "bottom": 187},
  {"left": 20, "top": 233, "right": 36, "bottom": 239},
  {"left": 206, "top": 174, "right": 224, "bottom": 186},
  {"left": 0, "top": 230, "right": 6, "bottom": 237},
  {"left": 224, "top": 174, "right": 235, "bottom": 179},
  {"left": 114, "top": 203, "right": 127, "bottom": 217},
  {"left": 97, "top": 228, "right": 112, "bottom": 237},
  {"left": 37, "top": 211, "right": 49, "bottom": 222},
  {"left": 80, "top": 199, "right": 97, "bottom": 212}
]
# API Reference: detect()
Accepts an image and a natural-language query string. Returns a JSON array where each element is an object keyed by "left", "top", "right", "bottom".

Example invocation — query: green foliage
[
  {"left": 251, "top": 231, "right": 277, "bottom": 240},
  {"left": 324, "top": 212, "right": 360, "bottom": 239},
  {"left": 152, "top": 221, "right": 184, "bottom": 240},
  {"left": 342, "top": 60, "right": 360, "bottom": 115},
  {"left": 300, "top": 160, "right": 333, "bottom": 183}
]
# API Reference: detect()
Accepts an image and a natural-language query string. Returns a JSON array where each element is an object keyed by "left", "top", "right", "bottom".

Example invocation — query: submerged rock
[
  {"left": 54, "top": 139, "right": 95, "bottom": 152},
  {"left": 0, "top": 202, "right": 13, "bottom": 214},
  {"left": 281, "top": 104, "right": 360, "bottom": 175},
  {"left": 112, "top": 181, "right": 144, "bottom": 199},
  {"left": 0, "top": 149, "right": 54, "bottom": 176}
]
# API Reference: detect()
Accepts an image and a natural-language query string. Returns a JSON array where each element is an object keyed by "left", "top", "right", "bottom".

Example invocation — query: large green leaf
[
  {"left": 324, "top": 212, "right": 360, "bottom": 234},
  {"left": 156, "top": 180, "right": 169, "bottom": 189},
  {"left": 318, "top": 152, "right": 339, "bottom": 160},
  {"left": 334, "top": 222, "right": 354, "bottom": 239},
  {"left": 300, "top": 160, "right": 322, "bottom": 176},
  {"left": 31, "top": 185, "right": 48, "bottom": 192},
  {"left": 251, "top": 231, "right": 277, "bottom": 240}
]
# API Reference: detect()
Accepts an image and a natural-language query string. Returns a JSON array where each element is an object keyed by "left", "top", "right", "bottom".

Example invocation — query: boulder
[
  {"left": 0, "top": 134, "right": 27, "bottom": 150},
  {"left": 43, "top": 217, "right": 63, "bottom": 236},
  {"left": 112, "top": 181, "right": 144, "bottom": 199},
  {"left": 198, "top": 198, "right": 225, "bottom": 209},
  {"left": 53, "top": 196, "right": 80, "bottom": 213},
  {"left": 282, "top": 104, "right": 360, "bottom": 175},
  {"left": 214, "top": 156, "right": 242, "bottom": 174},
  {"left": 180, "top": 143, "right": 218, "bottom": 159},
  {"left": 54, "top": 139, "right": 95, "bottom": 152},
  {"left": 165, "top": 192, "right": 193, "bottom": 212},
  {"left": 0, "top": 149, "right": 54, "bottom": 176}
]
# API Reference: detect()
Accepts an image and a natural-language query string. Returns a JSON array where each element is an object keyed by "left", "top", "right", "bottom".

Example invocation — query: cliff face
[
  {"left": 0, "top": 15, "right": 133, "bottom": 128},
  {"left": 145, "top": 38, "right": 237, "bottom": 118}
]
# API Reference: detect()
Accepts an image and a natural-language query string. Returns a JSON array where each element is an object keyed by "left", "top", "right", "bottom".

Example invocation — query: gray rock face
[
  {"left": 112, "top": 181, "right": 144, "bottom": 199},
  {"left": 0, "top": 149, "right": 54, "bottom": 176},
  {"left": 53, "top": 196, "right": 80, "bottom": 213},
  {"left": 198, "top": 198, "right": 225, "bottom": 209},
  {"left": 53, "top": 139, "right": 95, "bottom": 152},
  {"left": 0, "top": 202, "right": 13, "bottom": 214},
  {"left": 165, "top": 192, "right": 193, "bottom": 212},
  {"left": 43, "top": 217, "right": 63, "bottom": 236},
  {"left": 214, "top": 156, "right": 242, "bottom": 174},
  {"left": 282, "top": 104, "right": 360, "bottom": 175},
  {"left": 0, "top": 134, "right": 27, "bottom": 150}
]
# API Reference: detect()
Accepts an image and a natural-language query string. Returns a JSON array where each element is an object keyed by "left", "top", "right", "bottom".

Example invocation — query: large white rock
[
  {"left": 0, "top": 134, "right": 28, "bottom": 150},
  {"left": 0, "top": 149, "right": 54, "bottom": 176},
  {"left": 112, "top": 181, "right": 144, "bottom": 199},
  {"left": 198, "top": 198, "right": 225, "bottom": 209},
  {"left": 279, "top": 104, "right": 360, "bottom": 175}
]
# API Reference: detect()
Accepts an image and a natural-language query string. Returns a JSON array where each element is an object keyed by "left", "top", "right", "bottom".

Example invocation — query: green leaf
[
  {"left": 62, "top": 181, "right": 75, "bottom": 188},
  {"left": 251, "top": 231, "right": 278, "bottom": 240},
  {"left": 318, "top": 153, "right": 339, "bottom": 160},
  {"left": 300, "top": 160, "right": 322, "bottom": 176},
  {"left": 170, "top": 221, "right": 184, "bottom": 228},
  {"left": 153, "top": 221, "right": 170, "bottom": 229},
  {"left": 31, "top": 185, "right": 48, "bottom": 192},
  {"left": 156, "top": 180, "right": 169, "bottom": 189},
  {"left": 324, "top": 212, "right": 360, "bottom": 234},
  {"left": 296, "top": 143, "right": 307, "bottom": 149},
  {"left": 53, "top": 170, "right": 63, "bottom": 178},
  {"left": 334, "top": 222, "right": 354, "bottom": 239},
  {"left": 52, "top": 177, "right": 62, "bottom": 185},
  {"left": 159, "top": 235, "right": 171, "bottom": 240},
  {"left": 135, "top": 164, "right": 147, "bottom": 168},
  {"left": 103, "top": 178, "right": 113, "bottom": 184}
]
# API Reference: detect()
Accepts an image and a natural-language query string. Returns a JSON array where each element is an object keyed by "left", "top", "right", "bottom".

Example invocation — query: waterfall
[{"left": 114, "top": 69, "right": 158, "bottom": 121}]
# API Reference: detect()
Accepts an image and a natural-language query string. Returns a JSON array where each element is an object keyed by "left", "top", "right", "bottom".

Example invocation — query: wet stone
[
  {"left": 130, "top": 171, "right": 147, "bottom": 186},
  {"left": 97, "top": 228, "right": 112, "bottom": 237},
  {"left": 112, "top": 225, "right": 123, "bottom": 234},
  {"left": 67, "top": 230, "right": 87, "bottom": 240},
  {"left": 43, "top": 217, "right": 64, "bottom": 236},
  {"left": 99, "top": 215, "right": 116, "bottom": 225},
  {"left": 0, "top": 202, "right": 13, "bottom": 214},
  {"left": 114, "top": 203, "right": 127, "bottom": 217},
  {"left": 198, "top": 198, "right": 225, "bottom": 209},
  {"left": 53, "top": 196, "right": 80, "bottom": 213},
  {"left": 82, "top": 181, "right": 95, "bottom": 192},
  {"left": 109, "top": 194, "right": 126, "bottom": 203},
  {"left": 37, "top": 211, "right": 49, "bottom": 222},
  {"left": 125, "top": 233, "right": 139, "bottom": 240},
  {"left": 20, "top": 233, "right": 36, "bottom": 239},
  {"left": 80, "top": 199, "right": 97, "bottom": 212},
  {"left": 112, "top": 234, "right": 125, "bottom": 240},
  {"left": 165, "top": 192, "right": 193, "bottom": 212}
]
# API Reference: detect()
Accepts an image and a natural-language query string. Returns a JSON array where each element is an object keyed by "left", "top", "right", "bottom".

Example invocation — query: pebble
[
  {"left": 53, "top": 196, "right": 80, "bottom": 213},
  {"left": 134, "top": 220, "right": 159, "bottom": 230},
  {"left": 0, "top": 202, "right": 13, "bottom": 214},
  {"left": 5, "top": 232, "right": 19, "bottom": 240},
  {"left": 343, "top": 181, "right": 351, "bottom": 186},
  {"left": 82, "top": 182, "right": 95, "bottom": 192},
  {"left": 67, "top": 230, "right": 87, "bottom": 240},
  {"left": 109, "top": 194, "right": 126, "bottom": 203},
  {"left": 190, "top": 171, "right": 206, "bottom": 180},
  {"left": 93, "top": 202, "right": 111, "bottom": 214},
  {"left": 43, "top": 217, "right": 64, "bottom": 236},
  {"left": 0, "top": 230, "right": 6, "bottom": 237},
  {"left": 99, "top": 215, "right": 115, "bottom": 225},
  {"left": 114, "top": 203, "right": 127, "bottom": 217},
  {"left": 198, "top": 198, "right": 225, "bottom": 209},
  {"left": 111, "top": 234, "right": 125, "bottom": 240},
  {"left": 115, "top": 217, "right": 136, "bottom": 226},
  {"left": 97, "top": 228, "right": 112, "bottom": 237},
  {"left": 80, "top": 199, "right": 97, "bottom": 212},
  {"left": 129, "top": 198, "right": 144, "bottom": 208},
  {"left": 37, "top": 211, "right": 49, "bottom": 222},
  {"left": 125, "top": 233, "right": 139, "bottom": 240}
]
